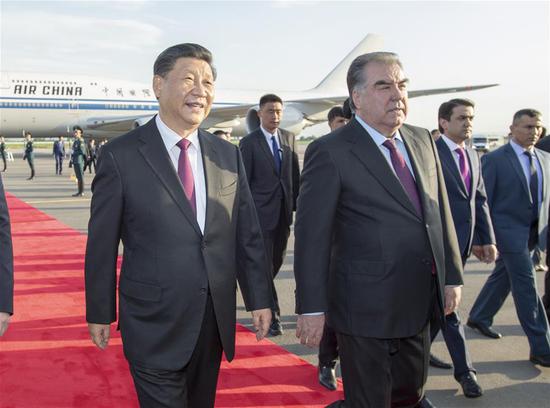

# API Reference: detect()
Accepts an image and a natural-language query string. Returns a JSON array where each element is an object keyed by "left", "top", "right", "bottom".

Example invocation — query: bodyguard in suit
[
  {"left": 53, "top": 136, "right": 66, "bottom": 175},
  {"left": 317, "top": 105, "right": 349, "bottom": 391},
  {"left": 71, "top": 127, "right": 87, "bottom": 196},
  {"left": 0, "top": 136, "right": 7, "bottom": 172},
  {"left": 536, "top": 132, "right": 550, "bottom": 318},
  {"left": 0, "top": 174, "right": 14, "bottom": 336},
  {"left": 239, "top": 94, "right": 300, "bottom": 336},
  {"left": 85, "top": 43, "right": 273, "bottom": 408},
  {"left": 294, "top": 52, "right": 463, "bottom": 407},
  {"left": 23, "top": 133, "right": 35, "bottom": 180},
  {"left": 429, "top": 98, "right": 497, "bottom": 399},
  {"left": 468, "top": 109, "right": 550, "bottom": 367}
]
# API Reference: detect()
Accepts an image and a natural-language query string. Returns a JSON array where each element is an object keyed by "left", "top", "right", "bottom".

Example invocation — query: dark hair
[
  {"left": 437, "top": 98, "right": 475, "bottom": 133},
  {"left": 213, "top": 130, "right": 226, "bottom": 137},
  {"left": 328, "top": 106, "right": 345, "bottom": 123},
  {"left": 342, "top": 98, "right": 353, "bottom": 119},
  {"left": 73, "top": 126, "right": 83, "bottom": 132},
  {"left": 259, "top": 94, "right": 283, "bottom": 108},
  {"left": 347, "top": 52, "right": 402, "bottom": 111},
  {"left": 430, "top": 129, "right": 440, "bottom": 136},
  {"left": 154, "top": 43, "right": 217, "bottom": 80},
  {"left": 512, "top": 108, "right": 541, "bottom": 125},
  {"left": 540, "top": 126, "right": 547, "bottom": 139}
]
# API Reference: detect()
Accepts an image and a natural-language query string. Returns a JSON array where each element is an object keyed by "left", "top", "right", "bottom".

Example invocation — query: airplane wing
[
  {"left": 84, "top": 114, "right": 155, "bottom": 132},
  {"left": 408, "top": 84, "right": 499, "bottom": 98}
]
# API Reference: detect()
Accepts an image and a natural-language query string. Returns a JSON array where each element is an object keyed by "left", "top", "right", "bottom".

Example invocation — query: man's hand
[
  {"left": 0, "top": 312, "right": 11, "bottom": 336},
  {"left": 444, "top": 286, "right": 462, "bottom": 315},
  {"left": 88, "top": 323, "right": 111, "bottom": 349},
  {"left": 251, "top": 308, "right": 272, "bottom": 341},
  {"left": 472, "top": 244, "right": 498, "bottom": 264},
  {"left": 296, "top": 314, "right": 325, "bottom": 348}
]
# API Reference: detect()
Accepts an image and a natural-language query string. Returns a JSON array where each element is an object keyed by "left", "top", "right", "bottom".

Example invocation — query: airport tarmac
[{"left": 2, "top": 148, "right": 549, "bottom": 408}]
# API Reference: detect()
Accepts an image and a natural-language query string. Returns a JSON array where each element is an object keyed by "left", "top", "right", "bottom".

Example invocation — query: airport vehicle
[
  {"left": 0, "top": 34, "right": 498, "bottom": 139},
  {"left": 472, "top": 134, "right": 504, "bottom": 153}
]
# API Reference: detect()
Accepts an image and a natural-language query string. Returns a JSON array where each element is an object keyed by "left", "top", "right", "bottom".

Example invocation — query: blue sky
[{"left": 1, "top": 0, "right": 548, "bottom": 134}]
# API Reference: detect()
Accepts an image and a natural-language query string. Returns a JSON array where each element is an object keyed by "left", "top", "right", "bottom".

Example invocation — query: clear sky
[{"left": 1, "top": 0, "right": 548, "bottom": 135}]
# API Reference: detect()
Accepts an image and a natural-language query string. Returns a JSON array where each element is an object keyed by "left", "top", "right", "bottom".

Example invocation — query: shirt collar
[
  {"left": 260, "top": 125, "right": 278, "bottom": 139},
  {"left": 355, "top": 115, "right": 404, "bottom": 147},
  {"left": 156, "top": 115, "right": 199, "bottom": 151},
  {"left": 441, "top": 134, "right": 463, "bottom": 152},
  {"left": 510, "top": 139, "right": 533, "bottom": 156}
]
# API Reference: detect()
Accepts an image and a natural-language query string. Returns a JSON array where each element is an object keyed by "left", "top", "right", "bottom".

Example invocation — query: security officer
[
  {"left": 0, "top": 137, "right": 7, "bottom": 172},
  {"left": 71, "top": 126, "right": 87, "bottom": 196},
  {"left": 23, "top": 133, "right": 35, "bottom": 180}
]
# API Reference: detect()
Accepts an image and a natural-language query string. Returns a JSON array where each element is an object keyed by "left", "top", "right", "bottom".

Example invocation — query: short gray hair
[{"left": 346, "top": 52, "right": 403, "bottom": 110}]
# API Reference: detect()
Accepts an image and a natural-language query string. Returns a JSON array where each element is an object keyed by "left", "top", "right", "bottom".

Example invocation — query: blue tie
[{"left": 271, "top": 135, "right": 281, "bottom": 175}]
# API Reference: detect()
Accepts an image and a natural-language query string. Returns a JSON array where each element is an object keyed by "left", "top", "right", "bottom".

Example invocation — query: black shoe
[
  {"left": 458, "top": 372, "right": 483, "bottom": 398},
  {"left": 466, "top": 319, "right": 502, "bottom": 339},
  {"left": 530, "top": 354, "right": 550, "bottom": 367},
  {"left": 26, "top": 177, "right": 33, "bottom": 180},
  {"left": 268, "top": 319, "right": 283, "bottom": 336},
  {"left": 318, "top": 364, "right": 337, "bottom": 391},
  {"left": 429, "top": 353, "right": 453, "bottom": 369},
  {"left": 72, "top": 192, "right": 84, "bottom": 197},
  {"left": 417, "top": 397, "right": 436, "bottom": 408}
]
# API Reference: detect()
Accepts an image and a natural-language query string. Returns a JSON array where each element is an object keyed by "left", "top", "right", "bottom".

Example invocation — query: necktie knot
[
  {"left": 382, "top": 138, "right": 397, "bottom": 152},
  {"left": 177, "top": 138, "right": 191, "bottom": 151},
  {"left": 455, "top": 146, "right": 466, "bottom": 157},
  {"left": 523, "top": 150, "right": 534, "bottom": 161}
]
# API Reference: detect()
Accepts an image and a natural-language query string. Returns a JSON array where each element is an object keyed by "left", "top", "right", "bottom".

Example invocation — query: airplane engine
[{"left": 244, "top": 105, "right": 310, "bottom": 135}]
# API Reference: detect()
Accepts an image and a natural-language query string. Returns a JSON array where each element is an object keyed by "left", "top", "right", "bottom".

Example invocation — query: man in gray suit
[
  {"left": 85, "top": 43, "right": 273, "bottom": 407},
  {"left": 294, "top": 52, "right": 463, "bottom": 407},
  {"left": 468, "top": 109, "right": 550, "bottom": 367},
  {"left": 0, "top": 174, "right": 13, "bottom": 337}
]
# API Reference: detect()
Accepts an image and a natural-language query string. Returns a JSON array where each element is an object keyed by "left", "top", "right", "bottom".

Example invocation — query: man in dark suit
[
  {"left": 0, "top": 136, "right": 7, "bottom": 172},
  {"left": 429, "top": 98, "right": 497, "bottom": 399},
  {"left": 71, "top": 127, "right": 87, "bottom": 196},
  {"left": 0, "top": 174, "right": 14, "bottom": 336},
  {"left": 536, "top": 130, "right": 550, "bottom": 317},
  {"left": 317, "top": 105, "right": 349, "bottom": 391},
  {"left": 85, "top": 43, "right": 273, "bottom": 408},
  {"left": 294, "top": 52, "right": 463, "bottom": 407},
  {"left": 468, "top": 109, "right": 550, "bottom": 367},
  {"left": 23, "top": 132, "right": 35, "bottom": 180},
  {"left": 53, "top": 136, "right": 66, "bottom": 175},
  {"left": 239, "top": 94, "right": 300, "bottom": 336}
]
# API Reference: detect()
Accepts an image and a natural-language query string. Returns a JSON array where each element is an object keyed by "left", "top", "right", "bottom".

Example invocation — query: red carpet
[{"left": 0, "top": 193, "right": 343, "bottom": 407}]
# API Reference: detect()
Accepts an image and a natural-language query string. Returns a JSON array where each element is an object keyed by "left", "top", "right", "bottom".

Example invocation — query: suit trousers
[
  {"left": 318, "top": 321, "right": 339, "bottom": 367},
  {"left": 129, "top": 295, "right": 223, "bottom": 408},
  {"left": 469, "top": 251, "right": 550, "bottom": 356},
  {"left": 332, "top": 323, "right": 430, "bottom": 408},
  {"left": 429, "top": 257, "right": 474, "bottom": 380},
  {"left": 55, "top": 155, "right": 63, "bottom": 174},
  {"left": 73, "top": 161, "right": 84, "bottom": 194},
  {"left": 262, "top": 202, "right": 290, "bottom": 317}
]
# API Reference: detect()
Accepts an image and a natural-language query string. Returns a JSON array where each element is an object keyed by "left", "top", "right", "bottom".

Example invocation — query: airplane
[{"left": 0, "top": 34, "right": 498, "bottom": 139}]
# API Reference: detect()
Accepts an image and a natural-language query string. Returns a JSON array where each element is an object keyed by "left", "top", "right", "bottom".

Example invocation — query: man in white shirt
[{"left": 85, "top": 43, "right": 272, "bottom": 408}]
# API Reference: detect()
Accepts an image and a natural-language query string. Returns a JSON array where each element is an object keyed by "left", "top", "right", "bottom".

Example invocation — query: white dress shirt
[
  {"left": 155, "top": 115, "right": 207, "bottom": 233},
  {"left": 260, "top": 126, "right": 282, "bottom": 160},
  {"left": 509, "top": 139, "right": 543, "bottom": 210},
  {"left": 441, "top": 134, "right": 466, "bottom": 174}
]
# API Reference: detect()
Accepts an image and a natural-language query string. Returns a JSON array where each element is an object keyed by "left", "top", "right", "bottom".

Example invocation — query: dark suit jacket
[
  {"left": 436, "top": 138, "right": 495, "bottom": 257},
  {"left": 536, "top": 136, "right": 550, "bottom": 153},
  {"left": 0, "top": 175, "right": 13, "bottom": 314},
  {"left": 482, "top": 143, "right": 550, "bottom": 253},
  {"left": 239, "top": 128, "right": 300, "bottom": 231},
  {"left": 85, "top": 118, "right": 272, "bottom": 370},
  {"left": 294, "top": 119, "right": 463, "bottom": 339}
]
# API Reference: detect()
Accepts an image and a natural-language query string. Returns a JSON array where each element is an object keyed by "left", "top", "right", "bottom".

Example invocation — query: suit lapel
[
  {"left": 198, "top": 130, "right": 221, "bottom": 236},
  {"left": 503, "top": 143, "right": 530, "bottom": 198},
  {"left": 400, "top": 126, "right": 435, "bottom": 217},
  {"left": 137, "top": 120, "right": 202, "bottom": 237},
  {"left": 436, "top": 138, "right": 468, "bottom": 197},
  {"left": 347, "top": 120, "right": 420, "bottom": 219}
]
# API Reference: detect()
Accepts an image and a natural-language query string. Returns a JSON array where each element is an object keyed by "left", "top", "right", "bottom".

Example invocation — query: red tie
[{"left": 176, "top": 138, "right": 196, "bottom": 215}]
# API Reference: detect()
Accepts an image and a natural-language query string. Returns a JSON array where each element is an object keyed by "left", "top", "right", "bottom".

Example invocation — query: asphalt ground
[{"left": 2, "top": 147, "right": 549, "bottom": 408}]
